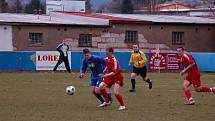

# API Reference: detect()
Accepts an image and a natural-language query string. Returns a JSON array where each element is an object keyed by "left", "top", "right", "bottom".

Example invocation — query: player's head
[
  {"left": 106, "top": 47, "right": 114, "bottom": 57},
  {"left": 62, "top": 39, "right": 68, "bottom": 45},
  {"left": 132, "top": 44, "right": 139, "bottom": 52},
  {"left": 83, "top": 48, "right": 91, "bottom": 60},
  {"left": 177, "top": 47, "right": 185, "bottom": 56}
]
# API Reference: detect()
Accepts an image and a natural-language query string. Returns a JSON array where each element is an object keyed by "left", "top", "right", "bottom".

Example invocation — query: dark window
[
  {"left": 125, "top": 31, "right": 138, "bottom": 43},
  {"left": 79, "top": 34, "right": 92, "bottom": 47},
  {"left": 172, "top": 32, "right": 184, "bottom": 45},
  {"left": 29, "top": 33, "right": 43, "bottom": 44}
]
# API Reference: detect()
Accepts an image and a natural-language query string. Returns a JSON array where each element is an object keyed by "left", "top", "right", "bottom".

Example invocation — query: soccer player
[
  {"left": 177, "top": 47, "right": 215, "bottom": 105},
  {"left": 79, "top": 49, "right": 112, "bottom": 106},
  {"left": 129, "top": 44, "right": 152, "bottom": 92},
  {"left": 96, "top": 47, "right": 125, "bottom": 111}
]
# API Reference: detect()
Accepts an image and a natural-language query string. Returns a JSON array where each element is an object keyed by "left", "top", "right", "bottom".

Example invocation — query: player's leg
[
  {"left": 94, "top": 77, "right": 112, "bottom": 105},
  {"left": 96, "top": 81, "right": 110, "bottom": 106},
  {"left": 140, "top": 66, "right": 152, "bottom": 89},
  {"left": 90, "top": 78, "right": 104, "bottom": 104},
  {"left": 89, "top": 78, "right": 103, "bottom": 104},
  {"left": 114, "top": 83, "right": 125, "bottom": 110},
  {"left": 129, "top": 70, "right": 137, "bottom": 92},
  {"left": 63, "top": 57, "right": 71, "bottom": 73},
  {"left": 92, "top": 86, "right": 104, "bottom": 104},
  {"left": 191, "top": 74, "right": 215, "bottom": 92},
  {"left": 183, "top": 79, "right": 194, "bottom": 105},
  {"left": 53, "top": 57, "right": 64, "bottom": 71}
]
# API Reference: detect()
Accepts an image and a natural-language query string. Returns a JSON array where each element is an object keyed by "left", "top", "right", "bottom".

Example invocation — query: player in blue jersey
[{"left": 79, "top": 49, "right": 112, "bottom": 107}]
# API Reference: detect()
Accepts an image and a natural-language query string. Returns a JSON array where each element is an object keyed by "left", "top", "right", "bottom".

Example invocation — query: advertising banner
[
  {"left": 36, "top": 51, "right": 71, "bottom": 70},
  {"left": 149, "top": 53, "right": 180, "bottom": 71}
]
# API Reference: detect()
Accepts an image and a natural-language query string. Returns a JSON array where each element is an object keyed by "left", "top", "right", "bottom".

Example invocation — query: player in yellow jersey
[{"left": 129, "top": 44, "right": 152, "bottom": 92}]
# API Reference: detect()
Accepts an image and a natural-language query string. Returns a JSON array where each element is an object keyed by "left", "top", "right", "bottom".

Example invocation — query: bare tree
[
  {"left": 85, "top": 0, "right": 92, "bottom": 12},
  {"left": 145, "top": 0, "right": 163, "bottom": 14},
  {"left": 12, "top": 0, "right": 23, "bottom": 13},
  {"left": 199, "top": 0, "right": 215, "bottom": 15},
  {"left": 0, "top": 0, "right": 9, "bottom": 13}
]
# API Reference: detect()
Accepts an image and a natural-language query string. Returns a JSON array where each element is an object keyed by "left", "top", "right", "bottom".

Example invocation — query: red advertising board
[{"left": 149, "top": 53, "right": 180, "bottom": 71}]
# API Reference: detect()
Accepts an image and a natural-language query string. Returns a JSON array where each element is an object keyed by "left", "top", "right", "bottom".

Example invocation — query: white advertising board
[{"left": 36, "top": 51, "right": 71, "bottom": 70}]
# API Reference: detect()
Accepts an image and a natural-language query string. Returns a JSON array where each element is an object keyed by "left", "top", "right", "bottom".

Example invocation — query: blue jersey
[{"left": 80, "top": 55, "right": 106, "bottom": 77}]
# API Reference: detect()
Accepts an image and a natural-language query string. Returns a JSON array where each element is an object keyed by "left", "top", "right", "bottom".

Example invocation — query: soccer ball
[{"left": 66, "top": 85, "right": 76, "bottom": 95}]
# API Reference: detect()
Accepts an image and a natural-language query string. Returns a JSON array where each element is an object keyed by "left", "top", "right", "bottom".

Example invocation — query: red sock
[
  {"left": 200, "top": 86, "right": 212, "bottom": 92},
  {"left": 100, "top": 88, "right": 109, "bottom": 103},
  {"left": 185, "top": 89, "right": 192, "bottom": 101},
  {"left": 115, "top": 94, "right": 125, "bottom": 106}
]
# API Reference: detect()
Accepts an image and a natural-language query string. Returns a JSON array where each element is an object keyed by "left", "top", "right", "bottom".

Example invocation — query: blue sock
[{"left": 108, "top": 93, "right": 112, "bottom": 103}]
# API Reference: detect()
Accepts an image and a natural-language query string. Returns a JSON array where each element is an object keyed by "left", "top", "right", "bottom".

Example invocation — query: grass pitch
[{"left": 0, "top": 72, "right": 214, "bottom": 121}]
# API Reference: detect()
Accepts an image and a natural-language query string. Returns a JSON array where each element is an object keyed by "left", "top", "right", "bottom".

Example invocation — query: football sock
[
  {"left": 146, "top": 78, "right": 152, "bottom": 89},
  {"left": 146, "top": 78, "right": 151, "bottom": 83},
  {"left": 131, "top": 79, "right": 136, "bottom": 89},
  {"left": 200, "top": 86, "right": 213, "bottom": 92},
  {"left": 108, "top": 93, "right": 112, "bottom": 103},
  {"left": 185, "top": 89, "right": 192, "bottom": 101},
  {"left": 93, "top": 93, "right": 104, "bottom": 103},
  {"left": 115, "top": 94, "right": 125, "bottom": 106},
  {"left": 100, "top": 88, "right": 110, "bottom": 103}
]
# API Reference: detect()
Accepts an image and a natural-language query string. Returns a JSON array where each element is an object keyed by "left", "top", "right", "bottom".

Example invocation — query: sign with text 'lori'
[{"left": 36, "top": 51, "right": 71, "bottom": 70}]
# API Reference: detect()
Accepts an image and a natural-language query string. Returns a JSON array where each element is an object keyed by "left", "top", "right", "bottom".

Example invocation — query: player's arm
[
  {"left": 99, "top": 57, "right": 106, "bottom": 69},
  {"left": 99, "top": 67, "right": 116, "bottom": 78},
  {"left": 129, "top": 52, "right": 133, "bottom": 65},
  {"left": 138, "top": 52, "right": 147, "bottom": 65},
  {"left": 101, "top": 59, "right": 118, "bottom": 78},
  {"left": 56, "top": 44, "right": 62, "bottom": 52},
  {"left": 103, "top": 67, "right": 107, "bottom": 73},
  {"left": 67, "top": 45, "right": 69, "bottom": 50},
  {"left": 102, "top": 72, "right": 115, "bottom": 78},
  {"left": 180, "top": 62, "right": 195, "bottom": 76},
  {"left": 79, "top": 60, "right": 87, "bottom": 78},
  {"left": 180, "top": 56, "right": 195, "bottom": 76}
]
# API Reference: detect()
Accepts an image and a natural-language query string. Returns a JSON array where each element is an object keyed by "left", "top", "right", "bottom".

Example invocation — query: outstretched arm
[
  {"left": 79, "top": 60, "right": 87, "bottom": 78},
  {"left": 180, "top": 62, "right": 195, "bottom": 76}
]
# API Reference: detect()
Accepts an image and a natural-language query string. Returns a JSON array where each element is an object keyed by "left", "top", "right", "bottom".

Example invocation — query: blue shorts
[{"left": 90, "top": 77, "right": 103, "bottom": 87}]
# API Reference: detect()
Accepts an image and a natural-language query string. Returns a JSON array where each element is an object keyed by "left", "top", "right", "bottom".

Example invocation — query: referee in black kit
[{"left": 53, "top": 39, "right": 72, "bottom": 73}]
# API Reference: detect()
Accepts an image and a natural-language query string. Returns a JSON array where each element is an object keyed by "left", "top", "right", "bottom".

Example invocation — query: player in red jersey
[
  {"left": 177, "top": 47, "right": 215, "bottom": 105},
  {"left": 96, "top": 47, "right": 125, "bottom": 110}
]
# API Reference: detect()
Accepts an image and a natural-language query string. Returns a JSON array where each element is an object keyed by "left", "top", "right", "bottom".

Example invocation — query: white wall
[
  {"left": 189, "top": 11, "right": 213, "bottom": 16},
  {"left": 0, "top": 25, "right": 13, "bottom": 51},
  {"left": 62, "top": 1, "right": 85, "bottom": 12},
  {"left": 46, "top": 0, "right": 85, "bottom": 15}
]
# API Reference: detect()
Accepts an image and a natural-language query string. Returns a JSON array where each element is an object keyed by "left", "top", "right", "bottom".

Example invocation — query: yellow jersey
[{"left": 129, "top": 50, "right": 147, "bottom": 68}]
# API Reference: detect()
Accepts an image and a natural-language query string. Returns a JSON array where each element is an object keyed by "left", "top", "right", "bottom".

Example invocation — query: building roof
[
  {"left": 0, "top": 12, "right": 215, "bottom": 26},
  {"left": 157, "top": 2, "right": 193, "bottom": 10},
  {"left": 101, "top": 13, "right": 215, "bottom": 25},
  {"left": 0, "top": 13, "right": 109, "bottom": 26}
]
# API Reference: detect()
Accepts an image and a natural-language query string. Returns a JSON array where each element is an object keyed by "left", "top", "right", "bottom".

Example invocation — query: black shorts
[{"left": 133, "top": 66, "right": 147, "bottom": 78}]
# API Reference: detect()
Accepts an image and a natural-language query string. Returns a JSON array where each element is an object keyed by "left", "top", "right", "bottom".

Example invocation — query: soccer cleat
[
  {"left": 129, "top": 89, "right": 136, "bottom": 92},
  {"left": 118, "top": 106, "right": 126, "bottom": 111},
  {"left": 98, "top": 101, "right": 111, "bottom": 107},
  {"left": 184, "top": 100, "right": 195, "bottom": 105},
  {"left": 149, "top": 80, "right": 152, "bottom": 89}
]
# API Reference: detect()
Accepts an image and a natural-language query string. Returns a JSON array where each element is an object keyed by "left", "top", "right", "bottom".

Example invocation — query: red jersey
[
  {"left": 180, "top": 53, "right": 199, "bottom": 76},
  {"left": 105, "top": 56, "right": 121, "bottom": 74},
  {"left": 103, "top": 56, "right": 123, "bottom": 87}
]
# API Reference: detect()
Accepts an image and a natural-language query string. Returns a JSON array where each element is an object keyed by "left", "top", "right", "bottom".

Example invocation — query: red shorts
[
  {"left": 186, "top": 74, "right": 201, "bottom": 88},
  {"left": 102, "top": 74, "right": 123, "bottom": 88}
]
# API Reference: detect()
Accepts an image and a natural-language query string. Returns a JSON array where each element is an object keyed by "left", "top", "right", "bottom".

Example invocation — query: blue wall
[
  {"left": 0, "top": 51, "right": 35, "bottom": 71},
  {"left": 0, "top": 51, "right": 214, "bottom": 72},
  {"left": 192, "top": 52, "right": 215, "bottom": 72}
]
